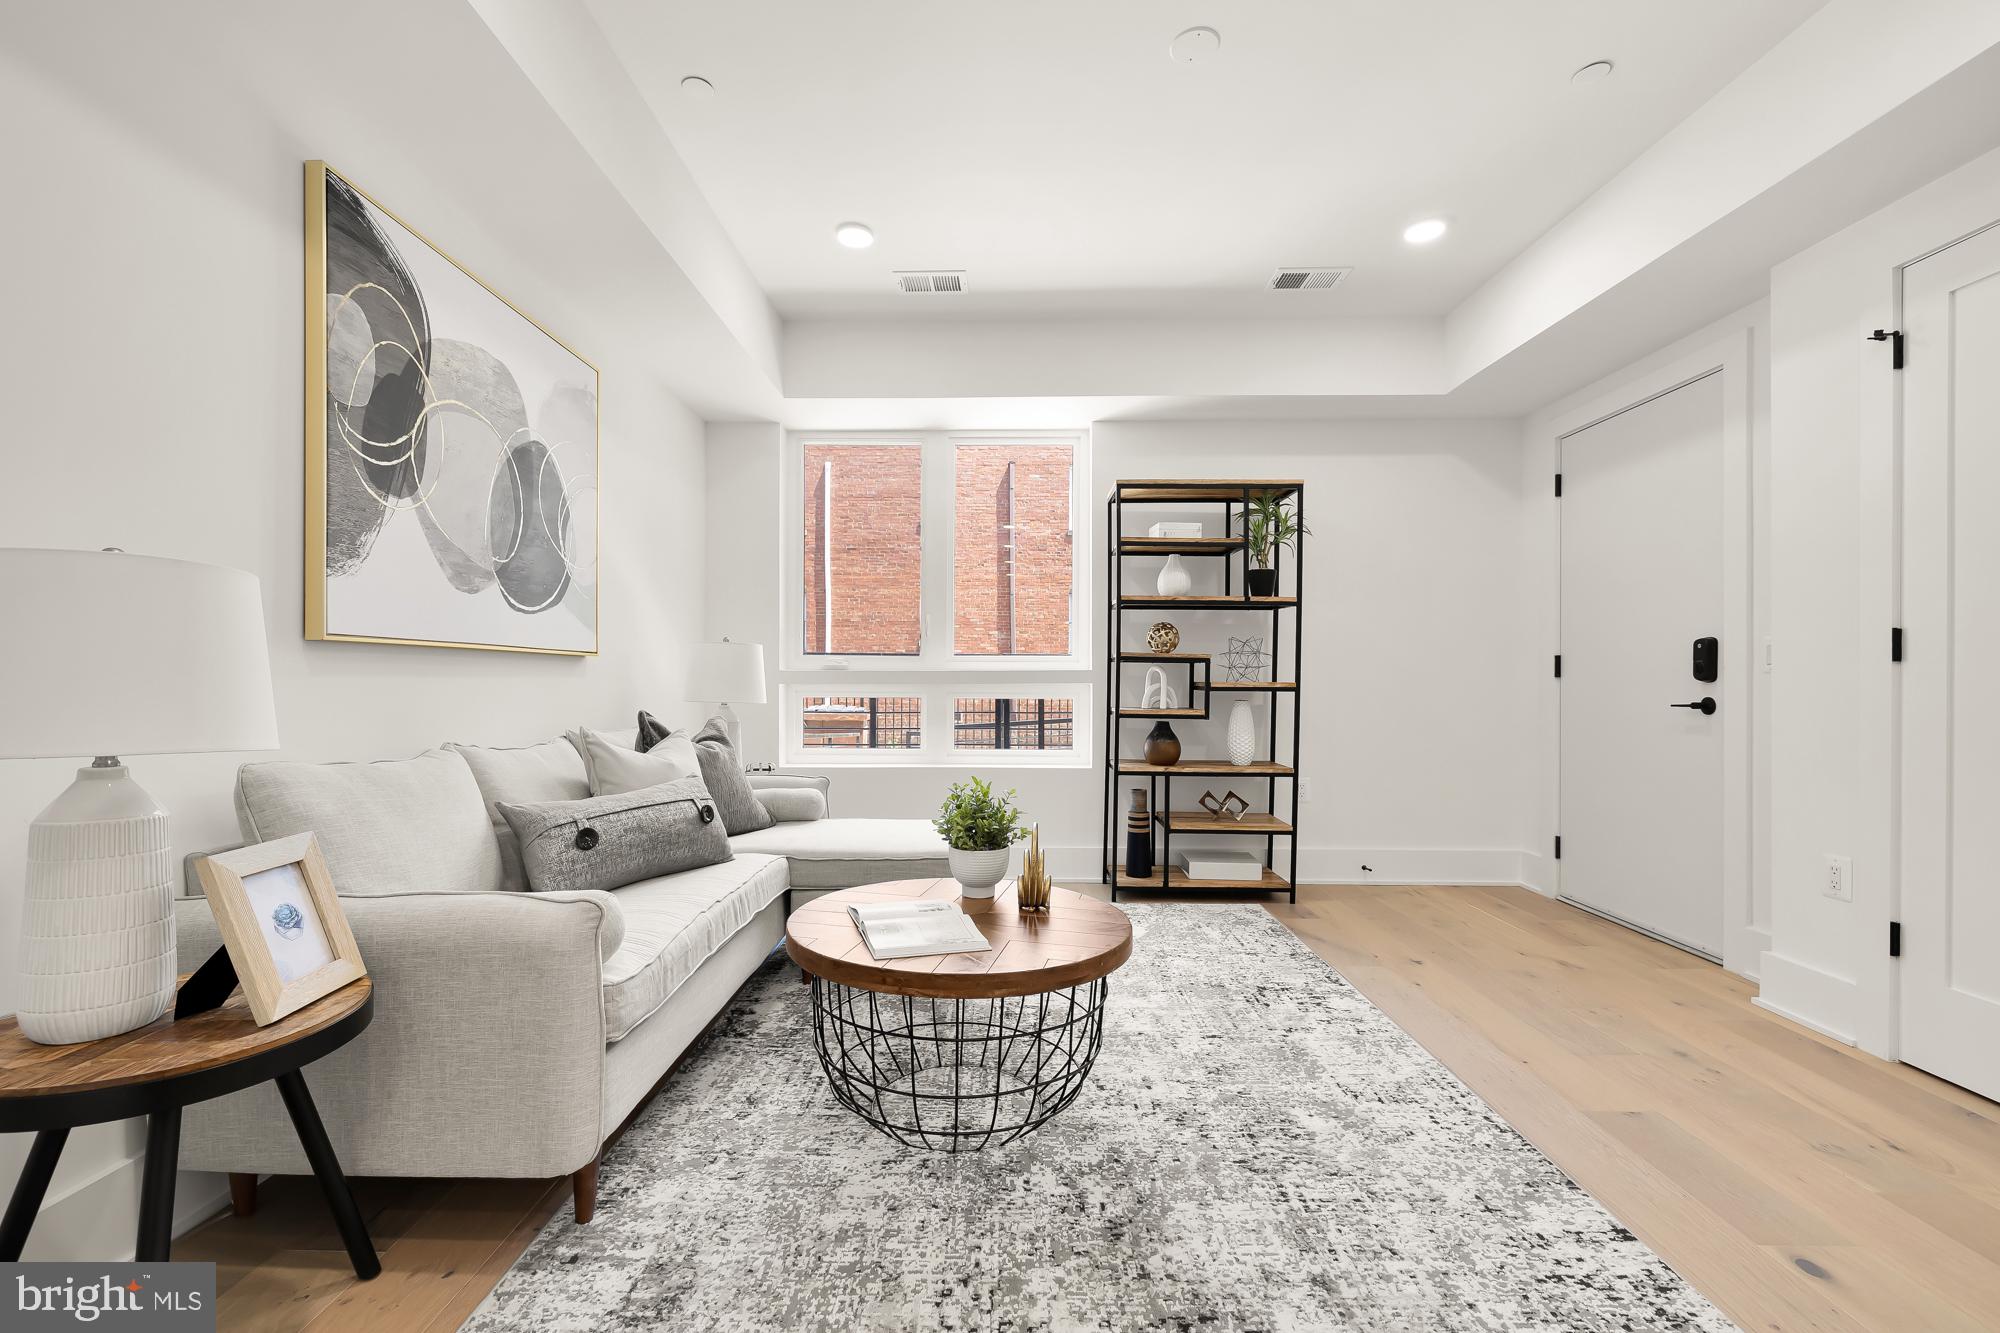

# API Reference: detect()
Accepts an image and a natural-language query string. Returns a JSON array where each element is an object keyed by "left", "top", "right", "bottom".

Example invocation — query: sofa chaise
[{"left": 171, "top": 729, "right": 948, "bottom": 1222}]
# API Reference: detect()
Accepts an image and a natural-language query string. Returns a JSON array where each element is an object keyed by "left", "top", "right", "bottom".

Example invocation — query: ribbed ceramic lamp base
[{"left": 18, "top": 806, "right": 177, "bottom": 1045}]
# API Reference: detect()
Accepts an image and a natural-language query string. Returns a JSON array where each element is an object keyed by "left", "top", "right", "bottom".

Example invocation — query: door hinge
[
  {"left": 1554, "top": 835, "right": 1562, "bottom": 861},
  {"left": 1554, "top": 473, "right": 1563, "bottom": 497},
  {"left": 1890, "top": 920, "right": 1902, "bottom": 957},
  {"left": 1867, "top": 328, "right": 1905, "bottom": 370},
  {"left": 1553, "top": 654, "right": 1562, "bottom": 678},
  {"left": 1892, "top": 626, "right": 1903, "bottom": 662}
]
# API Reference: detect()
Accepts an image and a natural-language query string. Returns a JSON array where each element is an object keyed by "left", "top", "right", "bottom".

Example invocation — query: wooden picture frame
[{"left": 194, "top": 833, "right": 367, "bottom": 1025}]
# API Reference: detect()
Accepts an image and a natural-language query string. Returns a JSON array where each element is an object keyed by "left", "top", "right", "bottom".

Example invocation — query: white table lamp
[
  {"left": 684, "top": 639, "right": 766, "bottom": 755},
  {"left": 0, "top": 549, "right": 279, "bottom": 1044}
]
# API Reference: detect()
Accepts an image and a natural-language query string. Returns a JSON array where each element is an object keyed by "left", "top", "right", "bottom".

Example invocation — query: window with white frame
[{"left": 781, "top": 431, "right": 1090, "bottom": 766}]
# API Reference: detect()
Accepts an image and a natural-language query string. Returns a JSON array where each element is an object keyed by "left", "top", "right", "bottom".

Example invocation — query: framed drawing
[
  {"left": 194, "top": 833, "right": 367, "bottom": 1025},
  {"left": 305, "top": 160, "right": 600, "bottom": 655}
]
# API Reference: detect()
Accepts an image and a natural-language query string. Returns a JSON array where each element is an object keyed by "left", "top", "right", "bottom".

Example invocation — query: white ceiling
[{"left": 587, "top": 0, "right": 1825, "bottom": 321}]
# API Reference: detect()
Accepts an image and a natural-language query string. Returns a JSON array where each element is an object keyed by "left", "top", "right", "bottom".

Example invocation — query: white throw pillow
[{"left": 569, "top": 726, "right": 699, "bottom": 796}]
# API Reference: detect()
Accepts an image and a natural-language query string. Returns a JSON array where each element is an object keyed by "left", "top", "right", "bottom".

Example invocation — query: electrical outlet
[
  {"left": 1824, "top": 854, "right": 1853, "bottom": 902},
  {"left": 1297, "top": 778, "right": 1312, "bottom": 803}
]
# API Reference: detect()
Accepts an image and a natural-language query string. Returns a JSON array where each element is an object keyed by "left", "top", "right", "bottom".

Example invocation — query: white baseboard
[
  {"left": 20, "top": 1149, "right": 229, "bottom": 1261},
  {"left": 1753, "top": 950, "right": 1859, "bottom": 1045},
  {"left": 1049, "top": 845, "right": 1531, "bottom": 888}
]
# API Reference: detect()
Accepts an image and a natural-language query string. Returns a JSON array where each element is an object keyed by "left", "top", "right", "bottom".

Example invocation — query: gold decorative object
[
  {"left": 1018, "top": 823, "right": 1052, "bottom": 911},
  {"left": 1147, "top": 621, "right": 1180, "bottom": 654}
]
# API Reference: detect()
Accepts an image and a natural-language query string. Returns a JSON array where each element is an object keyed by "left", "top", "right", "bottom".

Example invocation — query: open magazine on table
[{"left": 847, "top": 899, "right": 992, "bottom": 960}]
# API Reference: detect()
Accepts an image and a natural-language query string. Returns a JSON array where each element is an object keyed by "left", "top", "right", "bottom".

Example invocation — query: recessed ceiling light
[
  {"left": 1169, "top": 26, "right": 1220, "bottom": 63},
  {"left": 1403, "top": 218, "right": 1448, "bottom": 245},
  {"left": 1571, "top": 60, "right": 1614, "bottom": 86},
  {"left": 834, "top": 221, "right": 875, "bottom": 250},
  {"left": 680, "top": 75, "right": 715, "bottom": 99}
]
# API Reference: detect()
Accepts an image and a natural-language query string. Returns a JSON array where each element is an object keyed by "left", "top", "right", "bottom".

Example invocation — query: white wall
[
  {"left": 0, "top": 2, "right": 708, "bottom": 1258},
  {"left": 1761, "top": 142, "right": 2000, "bottom": 1052},
  {"left": 708, "top": 417, "right": 1535, "bottom": 884}
]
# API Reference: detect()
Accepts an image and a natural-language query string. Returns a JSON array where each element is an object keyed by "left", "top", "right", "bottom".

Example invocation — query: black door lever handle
[{"left": 1670, "top": 697, "right": 1718, "bottom": 715}]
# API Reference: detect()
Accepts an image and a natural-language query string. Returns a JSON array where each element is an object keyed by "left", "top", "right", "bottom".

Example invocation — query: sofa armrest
[
  {"left": 749, "top": 772, "right": 832, "bottom": 816},
  {"left": 173, "top": 889, "right": 617, "bottom": 1179}
]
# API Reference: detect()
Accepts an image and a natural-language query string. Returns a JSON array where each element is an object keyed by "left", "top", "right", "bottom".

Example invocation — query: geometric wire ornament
[
  {"left": 809, "top": 977, "right": 1110, "bottom": 1152},
  {"left": 1221, "top": 635, "right": 1267, "bottom": 682}
]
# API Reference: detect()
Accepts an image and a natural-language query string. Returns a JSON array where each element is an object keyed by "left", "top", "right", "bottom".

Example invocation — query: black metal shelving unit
[{"left": 1101, "top": 479, "right": 1304, "bottom": 903}]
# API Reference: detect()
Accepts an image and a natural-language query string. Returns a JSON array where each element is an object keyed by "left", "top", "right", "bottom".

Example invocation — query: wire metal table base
[{"left": 808, "top": 975, "right": 1110, "bottom": 1152}]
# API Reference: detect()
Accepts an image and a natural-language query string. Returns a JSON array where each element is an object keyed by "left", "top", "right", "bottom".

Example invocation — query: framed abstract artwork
[{"left": 305, "top": 161, "right": 600, "bottom": 654}]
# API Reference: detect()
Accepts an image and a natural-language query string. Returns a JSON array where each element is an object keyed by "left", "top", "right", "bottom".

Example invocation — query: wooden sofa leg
[
  {"left": 229, "top": 1172, "right": 258, "bottom": 1218},
  {"left": 572, "top": 1158, "right": 599, "bottom": 1225}
]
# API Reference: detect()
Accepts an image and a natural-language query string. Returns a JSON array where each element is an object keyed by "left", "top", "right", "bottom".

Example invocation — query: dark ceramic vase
[
  {"left": 1124, "top": 789, "right": 1153, "bottom": 878},
  {"left": 1246, "top": 567, "right": 1279, "bottom": 597},
  {"left": 1143, "top": 720, "right": 1181, "bottom": 766}
]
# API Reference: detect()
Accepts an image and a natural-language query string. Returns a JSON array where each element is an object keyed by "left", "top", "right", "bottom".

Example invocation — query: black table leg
[
  {"left": 275, "top": 1069, "right": 379, "bottom": 1279},
  {"left": 1, "top": 1126, "right": 67, "bottom": 1261},
  {"left": 135, "top": 1106, "right": 181, "bottom": 1261}
]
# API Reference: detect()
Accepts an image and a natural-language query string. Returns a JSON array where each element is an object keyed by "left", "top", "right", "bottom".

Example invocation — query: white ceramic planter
[{"left": 949, "top": 846, "right": 1011, "bottom": 898}]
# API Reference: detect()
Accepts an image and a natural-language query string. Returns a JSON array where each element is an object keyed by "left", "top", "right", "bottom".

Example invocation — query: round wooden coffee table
[
  {"left": 786, "top": 878, "right": 1132, "bottom": 1151},
  {"left": 0, "top": 977, "right": 378, "bottom": 1274}
]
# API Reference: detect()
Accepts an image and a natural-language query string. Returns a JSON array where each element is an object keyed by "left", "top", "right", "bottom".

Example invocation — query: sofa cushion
[
  {"left": 728, "top": 818, "right": 951, "bottom": 890},
  {"left": 601, "top": 853, "right": 789, "bottom": 1042},
  {"left": 448, "top": 737, "right": 590, "bottom": 892},
  {"left": 757, "top": 787, "right": 827, "bottom": 823},
  {"left": 235, "top": 749, "right": 501, "bottom": 896},
  {"left": 500, "top": 776, "right": 731, "bottom": 894}
]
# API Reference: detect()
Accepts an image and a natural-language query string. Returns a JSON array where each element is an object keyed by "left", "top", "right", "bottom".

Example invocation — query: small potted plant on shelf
[
  {"left": 1238, "top": 494, "right": 1310, "bottom": 598},
  {"left": 933, "top": 777, "right": 1028, "bottom": 898}
]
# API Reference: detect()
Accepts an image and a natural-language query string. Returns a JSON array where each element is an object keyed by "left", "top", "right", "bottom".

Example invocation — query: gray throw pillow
[
  {"left": 688, "top": 714, "right": 776, "bottom": 833},
  {"left": 570, "top": 725, "right": 698, "bottom": 796},
  {"left": 497, "top": 774, "right": 731, "bottom": 894},
  {"left": 637, "top": 710, "right": 776, "bottom": 834}
]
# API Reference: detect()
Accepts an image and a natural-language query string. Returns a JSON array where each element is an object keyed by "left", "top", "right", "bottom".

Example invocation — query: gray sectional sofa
[{"left": 171, "top": 730, "right": 949, "bottom": 1222}]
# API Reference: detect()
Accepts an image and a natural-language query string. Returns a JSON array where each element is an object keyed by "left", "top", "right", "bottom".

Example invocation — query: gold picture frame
[
  {"left": 194, "top": 833, "right": 367, "bottom": 1026},
  {"left": 305, "top": 160, "right": 601, "bottom": 655}
]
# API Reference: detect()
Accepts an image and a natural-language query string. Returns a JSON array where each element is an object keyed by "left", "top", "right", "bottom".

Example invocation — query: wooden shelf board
[
  {"left": 1117, "top": 707, "right": 1206, "bottom": 719},
  {"left": 1209, "top": 681, "right": 1297, "bottom": 692},
  {"left": 1115, "top": 651, "right": 1209, "bottom": 662},
  {"left": 1154, "top": 812, "right": 1294, "bottom": 834},
  {"left": 1119, "top": 595, "right": 1297, "bottom": 609},
  {"left": 1117, "top": 760, "right": 1293, "bottom": 775},
  {"left": 1117, "top": 537, "right": 1245, "bottom": 555},
  {"left": 1111, "top": 864, "right": 1291, "bottom": 891},
  {"left": 1110, "top": 480, "right": 1304, "bottom": 503}
]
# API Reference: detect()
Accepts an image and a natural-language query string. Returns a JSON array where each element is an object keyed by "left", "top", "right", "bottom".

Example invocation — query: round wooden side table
[
  {"left": 0, "top": 976, "right": 379, "bottom": 1275},
  {"left": 786, "top": 879, "right": 1132, "bottom": 1151}
]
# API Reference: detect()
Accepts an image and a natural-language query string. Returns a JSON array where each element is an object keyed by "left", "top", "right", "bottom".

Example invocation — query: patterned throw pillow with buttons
[{"left": 496, "top": 773, "right": 731, "bottom": 893}]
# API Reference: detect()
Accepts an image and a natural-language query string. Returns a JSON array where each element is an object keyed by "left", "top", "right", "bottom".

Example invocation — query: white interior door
[
  {"left": 1560, "top": 372, "right": 1726, "bottom": 958},
  {"left": 1900, "top": 222, "right": 2000, "bottom": 1099}
]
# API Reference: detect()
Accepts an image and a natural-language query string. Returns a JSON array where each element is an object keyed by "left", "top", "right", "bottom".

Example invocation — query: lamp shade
[
  {"left": 684, "top": 639, "right": 767, "bottom": 705},
  {"left": 0, "top": 548, "right": 280, "bottom": 760}
]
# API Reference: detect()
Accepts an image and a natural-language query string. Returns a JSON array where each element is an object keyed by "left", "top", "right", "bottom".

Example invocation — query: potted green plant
[
  {"left": 1238, "top": 494, "right": 1311, "bottom": 597},
  {"left": 933, "top": 777, "right": 1028, "bottom": 897}
]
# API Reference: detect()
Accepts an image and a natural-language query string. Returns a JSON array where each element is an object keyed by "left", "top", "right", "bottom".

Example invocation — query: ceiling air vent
[
  {"left": 1268, "top": 266, "right": 1350, "bottom": 291},
  {"left": 894, "top": 270, "right": 966, "bottom": 294}
]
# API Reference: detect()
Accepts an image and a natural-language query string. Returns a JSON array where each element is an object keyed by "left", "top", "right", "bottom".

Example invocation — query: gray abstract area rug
[{"left": 462, "top": 904, "right": 1736, "bottom": 1333}]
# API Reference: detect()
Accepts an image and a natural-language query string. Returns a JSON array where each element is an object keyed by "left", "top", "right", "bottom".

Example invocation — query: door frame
[{"left": 1546, "top": 329, "right": 1758, "bottom": 977}]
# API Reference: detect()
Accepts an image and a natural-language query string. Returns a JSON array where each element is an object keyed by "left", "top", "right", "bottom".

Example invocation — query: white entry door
[
  {"left": 1560, "top": 372, "right": 1726, "bottom": 958},
  {"left": 1900, "top": 222, "right": 2000, "bottom": 1099}
]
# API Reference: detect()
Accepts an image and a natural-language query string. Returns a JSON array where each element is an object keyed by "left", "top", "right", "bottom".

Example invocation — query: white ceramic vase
[
  {"left": 1156, "top": 554, "right": 1192, "bottom": 596},
  {"left": 18, "top": 764, "right": 178, "bottom": 1044},
  {"left": 949, "top": 846, "right": 1011, "bottom": 898},
  {"left": 1226, "top": 699, "right": 1258, "bottom": 767}
]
